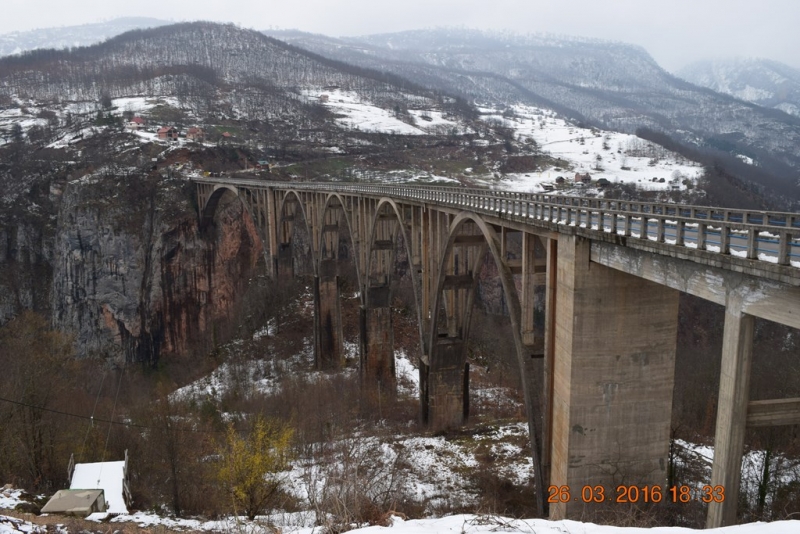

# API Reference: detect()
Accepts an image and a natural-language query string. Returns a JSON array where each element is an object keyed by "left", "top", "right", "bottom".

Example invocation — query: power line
[{"left": 0, "top": 395, "right": 226, "bottom": 434}]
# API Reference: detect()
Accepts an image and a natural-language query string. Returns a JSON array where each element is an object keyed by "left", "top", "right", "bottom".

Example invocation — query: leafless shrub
[{"left": 303, "top": 437, "right": 412, "bottom": 532}]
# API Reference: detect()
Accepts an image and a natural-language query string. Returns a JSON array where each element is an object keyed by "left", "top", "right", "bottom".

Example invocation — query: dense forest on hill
[{"left": 0, "top": 23, "right": 461, "bottom": 125}]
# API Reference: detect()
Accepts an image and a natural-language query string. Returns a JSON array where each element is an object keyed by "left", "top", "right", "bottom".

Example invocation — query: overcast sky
[{"left": 2, "top": 0, "right": 798, "bottom": 72}]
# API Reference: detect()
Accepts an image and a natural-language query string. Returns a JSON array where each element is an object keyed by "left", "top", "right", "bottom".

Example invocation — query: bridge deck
[{"left": 194, "top": 178, "right": 800, "bottom": 287}]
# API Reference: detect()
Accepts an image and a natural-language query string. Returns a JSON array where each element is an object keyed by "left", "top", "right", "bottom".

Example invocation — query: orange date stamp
[{"left": 547, "top": 484, "right": 725, "bottom": 504}]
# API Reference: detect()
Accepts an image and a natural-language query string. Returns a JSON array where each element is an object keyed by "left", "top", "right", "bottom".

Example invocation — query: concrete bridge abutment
[{"left": 549, "top": 234, "right": 679, "bottom": 519}]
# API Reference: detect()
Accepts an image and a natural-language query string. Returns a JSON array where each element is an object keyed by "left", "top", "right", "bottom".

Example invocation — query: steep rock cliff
[{"left": 50, "top": 171, "right": 262, "bottom": 364}]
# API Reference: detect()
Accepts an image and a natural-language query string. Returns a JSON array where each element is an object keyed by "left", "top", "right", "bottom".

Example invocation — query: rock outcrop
[{"left": 50, "top": 172, "right": 262, "bottom": 364}]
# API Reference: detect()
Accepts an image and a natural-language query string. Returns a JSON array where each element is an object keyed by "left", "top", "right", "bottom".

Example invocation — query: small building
[
  {"left": 41, "top": 489, "right": 107, "bottom": 516},
  {"left": 575, "top": 172, "right": 591, "bottom": 183},
  {"left": 69, "top": 457, "right": 131, "bottom": 514},
  {"left": 186, "top": 127, "right": 205, "bottom": 142},
  {"left": 125, "top": 117, "right": 145, "bottom": 130},
  {"left": 596, "top": 178, "right": 611, "bottom": 187},
  {"left": 157, "top": 127, "right": 179, "bottom": 141},
  {"left": 555, "top": 176, "right": 566, "bottom": 184},
  {"left": 41, "top": 450, "right": 131, "bottom": 517},
  {"left": 319, "top": 94, "right": 329, "bottom": 103},
  {"left": 218, "top": 131, "right": 233, "bottom": 145}
]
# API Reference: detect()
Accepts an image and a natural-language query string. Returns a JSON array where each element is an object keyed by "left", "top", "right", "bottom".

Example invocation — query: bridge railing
[{"left": 194, "top": 178, "right": 800, "bottom": 268}]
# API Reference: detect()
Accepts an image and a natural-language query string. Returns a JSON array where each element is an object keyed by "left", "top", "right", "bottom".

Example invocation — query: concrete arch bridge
[{"left": 195, "top": 177, "right": 800, "bottom": 527}]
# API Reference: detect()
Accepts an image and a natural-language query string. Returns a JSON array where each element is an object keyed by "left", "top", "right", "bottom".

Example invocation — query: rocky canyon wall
[{"left": 47, "top": 172, "right": 262, "bottom": 364}]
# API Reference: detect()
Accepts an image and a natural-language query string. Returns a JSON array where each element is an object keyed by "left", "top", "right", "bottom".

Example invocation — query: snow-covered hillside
[
  {"left": 304, "top": 89, "right": 463, "bottom": 136},
  {"left": 480, "top": 105, "right": 701, "bottom": 193},
  {"left": 271, "top": 27, "right": 800, "bottom": 183},
  {"left": 1, "top": 90, "right": 704, "bottom": 199}
]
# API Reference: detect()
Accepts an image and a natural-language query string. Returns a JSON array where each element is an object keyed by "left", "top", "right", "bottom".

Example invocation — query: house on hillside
[
  {"left": 319, "top": 94, "right": 329, "bottom": 103},
  {"left": 218, "top": 131, "right": 233, "bottom": 145},
  {"left": 186, "top": 127, "right": 205, "bottom": 142},
  {"left": 575, "top": 172, "right": 591, "bottom": 183},
  {"left": 157, "top": 127, "right": 179, "bottom": 141},
  {"left": 125, "top": 117, "right": 145, "bottom": 130}
]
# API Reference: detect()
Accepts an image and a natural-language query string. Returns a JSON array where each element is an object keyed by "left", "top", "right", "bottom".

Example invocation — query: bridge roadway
[{"left": 195, "top": 177, "right": 800, "bottom": 528}]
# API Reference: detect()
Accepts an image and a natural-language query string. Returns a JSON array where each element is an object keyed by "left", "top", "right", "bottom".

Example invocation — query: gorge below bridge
[{"left": 196, "top": 177, "right": 800, "bottom": 528}]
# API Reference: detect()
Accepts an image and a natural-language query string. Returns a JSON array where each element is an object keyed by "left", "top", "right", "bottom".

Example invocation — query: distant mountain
[
  {"left": 0, "top": 17, "right": 171, "bottom": 57},
  {"left": 678, "top": 58, "right": 800, "bottom": 117},
  {"left": 266, "top": 28, "right": 800, "bottom": 196}
]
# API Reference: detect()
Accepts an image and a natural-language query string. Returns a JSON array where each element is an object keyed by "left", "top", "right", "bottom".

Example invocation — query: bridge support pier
[
  {"left": 314, "top": 261, "right": 344, "bottom": 369},
  {"left": 276, "top": 244, "right": 293, "bottom": 280},
  {"left": 549, "top": 235, "right": 679, "bottom": 519},
  {"left": 361, "top": 285, "right": 396, "bottom": 392},
  {"left": 706, "top": 297, "right": 754, "bottom": 528},
  {"left": 424, "top": 339, "right": 468, "bottom": 430}
]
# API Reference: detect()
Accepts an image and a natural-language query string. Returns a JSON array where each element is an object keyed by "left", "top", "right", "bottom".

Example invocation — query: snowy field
[
  {"left": 0, "top": 512, "right": 797, "bottom": 533},
  {"left": 303, "top": 89, "right": 462, "bottom": 136}
]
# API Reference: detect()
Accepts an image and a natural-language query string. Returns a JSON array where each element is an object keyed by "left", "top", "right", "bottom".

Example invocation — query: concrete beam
[
  {"left": 443, "top": 274, "right": 474, "bottom": 290},
  {"left": 454, "top": 234, "right": 486, "bottom": 245},
  {"left": 746, "top": 398, "right": 800, "bottom": 427},
  {"left": 373, "top": 239, "right": 394, "bottom": 250},
  {"left": 707, "top": 298, "right": 754, "bottom": 528},
  {"left": 591, "top": 241, "right": 800, "bottom": 330}
]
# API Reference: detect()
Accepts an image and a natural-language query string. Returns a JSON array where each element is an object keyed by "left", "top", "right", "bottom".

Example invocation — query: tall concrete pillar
[
  {"left": 427, "top": 339, "right": 468, "bottom": 430},
  {"left": 276, "top": 244, "right": 293, "bottom": 281},
  {"left": 549, "top": 235, "right": 679, "bottom": 519},
  {"left": 314, "top": 259, "right": 344, "bottom": 369},
  {"left": 706, "top": 297, "right": 754, "bottom": 528},
  {"left": 361, "top": 285, "right": 396, "bottom": 391}
]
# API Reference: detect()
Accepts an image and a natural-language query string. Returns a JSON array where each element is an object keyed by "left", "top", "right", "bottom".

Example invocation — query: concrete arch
[
  {"left": 428, "top": 210, "right": 544, "bottom": 515},
  {"left": 365, "top": 198, "right": 424, "bottom": 343},
  {"left": 359, "top": 198, "right": 425, "bottom": 390},
  {"left": 317, "top": 192, "right": 362, "bottom": 291},
  {"left": 199, "top": 186, "right": 268, "bottom": 264},
  {"left": 277, "top": 190, "right": 316, "bottom": 277},
  {"left": 199, "top": 185, "right": 241, "bottom": 227}
]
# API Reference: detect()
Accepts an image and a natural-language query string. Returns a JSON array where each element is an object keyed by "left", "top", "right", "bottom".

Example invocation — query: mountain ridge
[
  {"left": 678, "top": 57, "right": 800, "bottom": 117},
  {"left": 0, "top": 17, "right": 171, "bottom": 57},
  {"left": 265, "top": 27, "right": 800, "bottom": 197}
]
